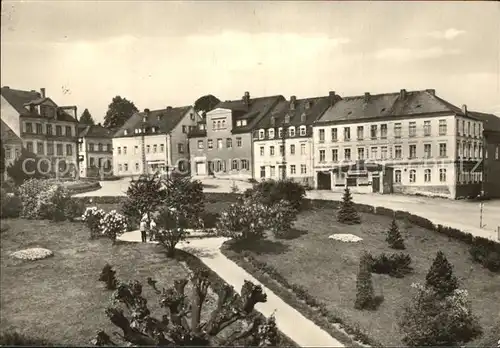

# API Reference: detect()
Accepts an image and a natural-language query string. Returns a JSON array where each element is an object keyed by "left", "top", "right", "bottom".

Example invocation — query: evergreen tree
[
  {"left": 386, "top": 218, "right": 406, "bottom": 250},
  {"left": 337, "top": 186, "right": 361, "bottom": 224},
  {"left": 354, "top": 253, "right": 376, "bottom": 310},
  {"left": 79, "top": 108, "right": 95, "bottom": 125},
  {"left": 425, "top": 251, "right": 459, "bottom": 297}
]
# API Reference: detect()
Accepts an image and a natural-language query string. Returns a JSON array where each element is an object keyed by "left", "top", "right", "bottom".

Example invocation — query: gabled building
[
  {"left": 112, "top": 106, "right": 202, "bottom": 177},
  {"left": 0, "top": 86, "right": 79, "bottom": 176},
  {"left": 77, "top": 124, "right": 113, "bottom": 178},
  {"left": 252, "top": 92, "right": 340, "bottom": 185},
  {"left": 312, "top": 89, "right": 485, "bottom": 199},
  {"left": 469, "top": 111, "right": 500, "bottom": 198},
  {"left": 189, "top": 92, "right": 284, "bottom": 179},
  {"left": 1, "top": 119, "right": 23, "bottom": 179}
]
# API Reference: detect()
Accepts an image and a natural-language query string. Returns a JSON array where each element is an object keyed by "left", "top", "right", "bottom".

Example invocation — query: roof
[
  {"left": 255, "top": 95, "right": 335, "bottom": 129},
  {"left": 78, "top": 124, "right": 113, "bottom": 138},
  {"left": 316, "top": 89, "right": 466, "bottom": 124},
  {"left": 214, "top": 95, "right": 284, "bottom": 133},
  {"left": 0, "top": 119, "right": 22, "bottom": 144},
  {"left": 113, "top": 106, "right": 193, "bottom": 137},
  {"left": 469, "top": 111, "right": 500, "bottom": 132},
  {"left": 0, "top": 87, "right": 77, "bottom": 123}
]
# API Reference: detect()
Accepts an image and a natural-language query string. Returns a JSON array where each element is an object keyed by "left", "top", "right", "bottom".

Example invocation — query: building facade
[
  {"left": 112, "top": 106, "right": 202, "bottom": 177},
  {"left": 312, "top": 89, "right": 484, "bottom": 199},
  {"left": 189, "top": 92, "right": 283, "bottom": 179},
  {"left": 78, "top": 124, "right": 113, "bottom": 178},
  {"left": 252, "top": 92, "right": 339, "bottom": 186},
  {"left": 1, "top": 87, "right": 79, "bottom": 176},
  {"left": 1, "top": 119, "right": 23, "bottom": 179}
]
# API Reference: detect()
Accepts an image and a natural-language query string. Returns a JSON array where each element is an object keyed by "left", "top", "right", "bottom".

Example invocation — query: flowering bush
[
  {"left": 82, "top": 207, "right": 107, "bottom": 239},
  {"left": 18, "top": 179, "right": 53, "bottom": 219},
  {"left": 266, "top": 199, "right": 298, "bottom": 238},
  {"left": 216, "top": 198, "right": 268, "bottom": 240},
  {"left": 37, "top": 184, "right": 71, "bottom": 221},
  {"left": 99, "top": 210, "right": 127, "bottom": 243}
]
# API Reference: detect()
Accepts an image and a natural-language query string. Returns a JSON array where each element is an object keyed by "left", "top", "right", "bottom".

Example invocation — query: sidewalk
[{"left": 118, "top": 232, "right": 345, "bottom": 347}]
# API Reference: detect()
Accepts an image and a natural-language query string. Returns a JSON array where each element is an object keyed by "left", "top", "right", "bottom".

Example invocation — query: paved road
[
  {"left": 118, "top": 231, "right": 345, "bottom": 347},
  {"left": 77, "top": 177, "right": 500, "bottom": 241}
]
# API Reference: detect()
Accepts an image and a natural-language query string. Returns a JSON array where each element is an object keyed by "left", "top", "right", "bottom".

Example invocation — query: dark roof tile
[
  {"left": 78, "top": 124, "right": 113, "bottom": 138},
  {"left": 469, "top": 111, "right": 500, "bottom": 132}
]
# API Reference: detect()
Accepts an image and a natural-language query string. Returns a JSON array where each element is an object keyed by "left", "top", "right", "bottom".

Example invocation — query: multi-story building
[
  {"left": 112, "top": 106, "right": 202, "bottom": 177},
  {"left": 77, "top": 124, "right": 113, "bottom": 178},
  {"left": 252, "top": 92, "right": 339, "bottom": 185},
  {"left": 1, "top": 119, "right": 23, "bottom": 179},
  {"left": 1, "top": 86, "right": 79, "bottom": 176},
  {"left": 312, "top": 89, "right": 485, "bottom": 199},
  {"left": 470, "top": 111, "right": 500, "bottom": 198},
  {"left": 189, "top": 92, "right": 283, "bottom": 179}
]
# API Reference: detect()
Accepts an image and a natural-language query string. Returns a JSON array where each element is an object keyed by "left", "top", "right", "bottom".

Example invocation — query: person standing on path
[
  {"left": 149, "top": 216, "right": 157, "bottom": 241},
  {"left": 140, "top": 213, "right": 148, "bottom": 243}
]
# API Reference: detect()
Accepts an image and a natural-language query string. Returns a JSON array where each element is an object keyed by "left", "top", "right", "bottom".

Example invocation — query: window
[
  {"left": 319, "top": 129, "right": 325, "bottom": 143},
  {"left": 198, "top": 140, "right": 204, "bottom": 150},
  {"left": 36, "top": 123, "right": 42, "bottom": 134},
  {"left": 409, "top": 169, "right": 416, "bottom": 183},
  {"left": 344, "top": 148, "right": 351, "bottom": 161},
  {"left": 232, "top": 159, "right": 239, "bottom": 170},
  {"left": 98, "top": 143, "right": 103, "bottom": 151},
  {"left": 279, "top": 145, "right": 284, "bottom": 156},
  {"left": 117, "top": 146, "right": 121, "bottom": 155},
  {"left": 332, "top": 149, "right": 338, "bottom": 162},
  {"left": 301, "top": 164, "right": 307, "bottom": 174},
  {"left": 468, "top": 143, "right": 472, "bottom": 158},
  {"left": 289, "top": 127, "right": 296, "bottom": 137},
  {"left": 217, "top": 138, "right": 223, "bottom": 149},
  {"left": 495, "top": 146, "right": 499, "bottom": 160},
  {"left": 381, "top": 146, "right": 387, "bottom": 159},
  {"left": 394, "top": 123, "right": 402, "bottom": 138},
  {"left": 241, "top": 160, "right": 249, "bottom": 170},
  {"left": 357, "top": 126, "right": 364, "bottom": 140},
  {"left": 207, "top": 139, "right": 213, "bottom": 149},
  {"left": 439, "top": 143, "right": 447, "bottom": 157},
  {"left": 47, "top": 143, "right": 54, "bottom": 155},
  {"left": 467, "top": 122, "right": 471, "bottom": 136},
  {"left": 344, "top": 127, "right": 351, "bottom": 141},
  {"left": 439, "top": 168, "right": 447, "bottom": 182},
  {"left": 409, "top": 144, "right": 417, "bottom": 159},
  {"left": 269, "top": 129, "right": 275, "bottom": 138},
  {"left": 178, "top": 144, "right": 184, "bottom": 153},
  {"left": 79, "top": 143, "right": 82, "bottom": 152},
  {"left": 290, "top": 144, "right": 295, "bottom": 155},
  {"left": 370, "top": 125, "right": 377, "bottom": 139},
  {"left": 371, "top": 147, "right": 378, "bottom": 159},
  {"left": 439, "top": 120, "right": 447, "bottom": 135},
  {"left": 65, "top": 126, "right": 72, "bottom": 136},
  {"left": 424, "top": 144, "right": 432, "bottom": 158},
  {"left": 409, "top": 122, "right": 417, "bottom": 137},
  {"left": 260, "top": 166, "right": 266, "bottom": 178},
  {"left": 394, "top": 170, "right": 402, "bottom": 183},
  {"left": 217, "top": 121, "right": 221, "bottom": 130},
  {"left": 146, "top": 145, "right": 150, "bottom": 153},
  {"left": 424, "top": 169, "right": 431, "bottom": 182},
  {"left": 473, "top": 143, "right": 478, "bottom": 158},
  {"left": 90, "top": 158, "right": 95, "bottom": 167},
  {"left": 124, "top": 163, "right": 128, "bottom": 172},
  {"left": 381, "top": 124, "right": 388, "bottom": 138},
  {"left": 319, "top": 149, "right": 326, "bottom": 162},
  {"left": 182, "top": 125, "right": 187, "bottom": 133},
  {"left": 56, "top": 125, "right": 62, "bottom": 136},
  {"left": 260, "top": 146, "right": 265, "bottom": 156},
  {"left": 118, "top": 164, "right": 122, "bottom": 172},
  {"left": 153, "top": 145, "right": 157, "bottom": 153},
  {"left": 290, "top": 165, "right": 296, "bottom": 174},
  {"left": 301, "top": 143, "right": 306, "bottom": 155},
  {"left": 160, "top": 144, "right": 164, "bottom": 152},
  {"left": 66, "top": 144, "right": 72, "bottom": 156},
  {"left": 357, "top": 147, "right": 365, "bottom": 160},
  {"left": 37, "top": 142, "right": 44, "bottom": 155},
  {"left": 123, "top": 146, "right": 127, "bottom": 155},
  {"left": 46, "top": 124, "right": 53, "bottom": 135},
  {"left": 259, "top": 129, "right": 265, "bottom": 139},
  {"left": 5, "top": 147, "right": 11, "bottom": 159},
  {"left": 236, "top": 120, "right": 242, "bottom": 127},
  {"left": 331, "top": 128, "right": 338, "bottom": 142},
  {"left": 26, "top": 123, "right": 33, "bottom": 133},
  {"left": 226, "top": 138, "right": 232, "bottom": 148},
  {"left": 270, "top": 166, "right": 276, "bottom": 177},
  {"left": 236, "top": 137, "right": 242, "bottom": 147},
  {"left": 136, "top": 163, "right": 140, "bottom": 172},
  {"left": 270, "top": 146, "right": 275, "bottom": 156},
  {"left": 56, "top": 144, "right": 63, "bottom": 155},
  {"left": 422, "top": 121, "right": 431, "bottom": 136},
  {"left": 299, "top": 126, "right": 306, "bottom": 136},
  {"left": 278, "top": 128, "right": 283, "bottom": 138}
]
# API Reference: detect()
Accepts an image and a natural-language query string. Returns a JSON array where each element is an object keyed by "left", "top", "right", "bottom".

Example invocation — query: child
[
  {"left": 149, "top": 217, "right": 157, "bottom": 241},
  {"left": 140, "top": 213, "right": 148, "bottom": 243}
]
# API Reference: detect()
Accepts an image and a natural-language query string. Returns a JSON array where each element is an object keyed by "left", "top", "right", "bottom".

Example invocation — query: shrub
[
  {"left": 99, "top": 264, "right": 118, "bottom": 290},
  {"left": 374, "top": 206, "right": 395, "bottom": 218},
  {"left": 0, "top": 189, "right": 22, "bottom": 218},
  {"left": 367, "top": 252, "right": 413, "bottom": 278},
  {"left": 386, "top": 218, "right": 406, "bottom": 250},
  {"left": 6, "top": 149, "right": 50, "bottom": 185},
  {"left": 337, "top": 187, "right": 361, "bottom": 225},
  {"left": 37, "top": 184, "right": 72, "bottom": 221},
  {"left": 398, "top": 283, "right": 482, "bottom": 346},
  {"left": 425, "top": 251, "right": 459, "bottom": 297},
  {"left": 82, "top": 207, "right": 107, "bottom": 239},
  {"left": 470, "top": 245, "right": 500, "bottom": 273},
  {"left": 121, "top": 173, "right": 166, "bottom": 224},
  {"left": 216, "top": 197, "right": 268, "bottom": 241},
  {"left": 0, "top": 330, "right": 52, "bottom": 346},
  {"left": 100, "top": 210, "right": 127, "bottom": 243},
  {"left": 245, "top": 179, "right": 306, "bottom": 211},
  {"left": 18, "top": 179, "right": 53, "bottom": 219},
  {"left": 354, "top": 253, "right": 378, "bottom": 310},
  {"left": 201, "top": 211, "right": 220, "bottom": 229},
  {"left": 266, "top": 199, "right": 298, "bottom": 238},
  {"left": 64, "top": 198, "right": 86, "bottom": 221}
]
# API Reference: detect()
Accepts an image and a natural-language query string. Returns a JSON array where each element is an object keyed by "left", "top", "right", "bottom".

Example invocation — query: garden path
[{"left": 118, "top": 231, "right": 345, "bottom": 347}]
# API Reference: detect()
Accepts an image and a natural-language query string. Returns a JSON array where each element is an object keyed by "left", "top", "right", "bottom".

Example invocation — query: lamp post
[{"left": 281, "top": 119, "right": 287, "bottom": 180}]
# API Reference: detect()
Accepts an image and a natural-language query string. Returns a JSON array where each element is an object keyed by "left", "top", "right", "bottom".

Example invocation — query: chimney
[
  {"left": 290, "top": 96, "right": 297, "bottom": 110},
  {"left": 462, "top": 104, "right": 468, "bottom": 115},
  {"left": 305, "top": 100, "right": 311, "bottom": 110},
  {"left": 166, "top": 106, "right": 172, "bottom": 110},
  {"left": 364, "top": 92, "right": 370, "bottom": 103},
  {"left": 329, "top": 91, "right": 336, "bottom": 106},
  {"left": 40, "top": 88, "right": 46, "bottom": 98},
  {"left": 270, "top": 116, "right": 275, "bottom": 127},
  {"left": 426, "top": 89, "right": 435, "bottom": 96},
  {"left": 400, "top": 89, "right": 407, "bottom": 99},
  {"left": 243, "top": 91, "right": 250, "bottom": 106}
]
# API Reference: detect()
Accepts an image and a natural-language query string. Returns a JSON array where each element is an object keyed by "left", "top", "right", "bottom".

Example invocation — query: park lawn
[
  {"left": 228, "top": 208, "right": 500, "bottom": 346},
  {"left": 0, "top": 219, "right": 238, "bottom": 346}
]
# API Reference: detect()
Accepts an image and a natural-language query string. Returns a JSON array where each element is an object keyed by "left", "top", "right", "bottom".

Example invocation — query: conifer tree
[
  {"left": 337, "top": 186, "right": 361, "bottom": 224},
  {"left": 354, "top": 253, "right": 376, "bottom": 310},
  {"left": 386, "top": 218, "right": 406, "bottom": 250},
  {"left": 425, "top": 251, "right": 459, "bottom": 297}
]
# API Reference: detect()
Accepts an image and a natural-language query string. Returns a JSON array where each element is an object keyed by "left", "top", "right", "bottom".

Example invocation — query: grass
[{"left": 223, "top": 207, "right": 500, "bottom": 347}]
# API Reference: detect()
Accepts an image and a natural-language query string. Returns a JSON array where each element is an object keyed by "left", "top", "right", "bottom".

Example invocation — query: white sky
[{"left": 1, "top": 1, "right": 499, "bottom": 122}]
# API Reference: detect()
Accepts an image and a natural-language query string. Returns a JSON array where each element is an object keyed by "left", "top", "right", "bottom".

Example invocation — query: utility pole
[
  {"left": 141, "top": 110, "right": 148, "bottom": 176},
  {"left": 281, "top": 118, "right": 287, "bottom": 180}
]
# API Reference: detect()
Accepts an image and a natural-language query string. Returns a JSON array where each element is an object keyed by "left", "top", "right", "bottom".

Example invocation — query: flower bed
[{"left": 10, "top": 247, "right": 53, "bottom": 261}]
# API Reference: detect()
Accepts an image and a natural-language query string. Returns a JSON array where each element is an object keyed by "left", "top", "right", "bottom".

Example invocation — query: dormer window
[
  {"left": 299, "top": 125, "right": 307, "bottom": 136},
  {"left": 284, "top": 114, "right": 291, "bottom": 124},
  {"left": 258, "top": 129, "right": 265, "bottom": 139},
  {"left": 151, "top": 127, "right": 157, "bottom": 133},
  {"left": 301, "top": 113, "right": 306, "bottom": 123},
  {"left": 305, "top": 101, "right": 311, "bottom": 110},
  {"left": 135, "top": 128, "right": 141, "bottom": 134},
  {"left": 268, "top": 129, "right": 275, "bottom": 139},
  {"left": 124, "top": 129, "right": 128, "bottom": 135},
  {"left": 278, "top": 127, "right": 283, "bottom": 138},
  {"left": 157, "top": 115, "right": 161, "bottom": 121},
  {"left": 142, "top": 116, "right": 147, "bottom": 123},
  {"left": 236, "top": 120, "right": 242, "bottom": 127},
  {"left": 190, "top": 113, "right": 195, "bottom": 121},
  {"left": 289, "top": 127, "right": 296, "bottom": 137},
  {"left": 241, "top": 119, "right": 247, "bottom": 126}
]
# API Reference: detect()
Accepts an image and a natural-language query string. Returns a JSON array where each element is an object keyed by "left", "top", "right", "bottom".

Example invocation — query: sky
[{"left": 1, "top": 1, "right": 500, "bottom": 122}]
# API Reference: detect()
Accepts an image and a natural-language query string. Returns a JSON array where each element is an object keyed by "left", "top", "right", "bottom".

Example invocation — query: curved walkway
[{"left": 118, "top": 230, "right": 345, "bottom": 347}]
